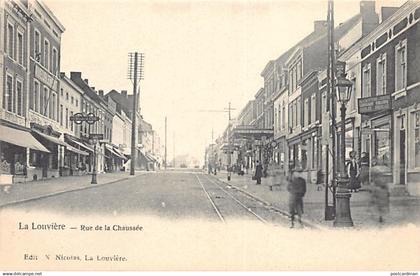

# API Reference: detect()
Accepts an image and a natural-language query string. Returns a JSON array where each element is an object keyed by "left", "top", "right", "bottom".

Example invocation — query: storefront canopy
[
  {"left": 0, "top": 125, "right": 50, "bottom": 153},
  {"left": 231, "top": 126, "right": 274, "bottom": 140},
  {"left": 65, "top": 136, "right": 94, "bottom": 153},
  {"left": 105, "top": 144, "right": 127, "bottom": 160},
  {"left": 65, "top": 144, "right": 89, "bottom": 156},
  {"left": 32, "top": 130, "right": 67, "bottom": 146}
]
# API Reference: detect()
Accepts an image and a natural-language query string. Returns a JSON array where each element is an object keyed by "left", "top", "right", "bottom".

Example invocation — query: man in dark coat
[
  {"left": 254, "top": 160, "right": 263, "bottom": 185},
  {"left": 287, "top": 167, "right": 307, "bottom": 228},
  {"left": 347, "top": 151, "right": 361, "bottom": 192}
]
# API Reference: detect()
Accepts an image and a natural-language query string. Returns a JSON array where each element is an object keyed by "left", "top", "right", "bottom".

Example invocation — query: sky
[{"left": 44, "top": 0, "right": 404, "bottom": 164}]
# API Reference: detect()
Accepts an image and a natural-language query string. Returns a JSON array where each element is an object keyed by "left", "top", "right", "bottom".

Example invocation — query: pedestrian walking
[
  {"left": 254, "top": 160, "right": 263, "bottom": 185},
  {"left": 287, "top": 167, "right": 306, "bottom": 228},
  {"left": 371, "top": 166, "right": 390, "bottom": 224},
  {"left": 347, "top": 151, "right": 361, "bottom": 192}
]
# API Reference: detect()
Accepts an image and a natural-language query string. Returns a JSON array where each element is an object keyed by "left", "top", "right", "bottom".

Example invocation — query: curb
[
  {"left": 0, "top": 173, "right": 148, "bottom": 209},
  {"left": 211, "top": 175, "right": 324, "bottom": 230}
]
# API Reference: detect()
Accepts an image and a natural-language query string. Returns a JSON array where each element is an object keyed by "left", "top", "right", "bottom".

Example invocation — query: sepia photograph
[{"left": 0, "top": 0, "right": 420, "bottom": 273}]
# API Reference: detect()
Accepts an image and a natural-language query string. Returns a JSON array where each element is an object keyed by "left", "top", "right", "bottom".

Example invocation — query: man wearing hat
[{"left": 287, "top": 166, "right": 307, "bottom": 228}]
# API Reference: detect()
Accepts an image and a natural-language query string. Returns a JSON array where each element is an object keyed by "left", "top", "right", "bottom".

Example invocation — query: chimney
[
  {"left": 360, "top": 1, "right": 375, "bottom": 17},
  {"left": 90, "top": 87, "right": 95, "bottom": 91},
  {"left": 60, "top": 72, "right": 65, "bottom": 78},
  {"left": 70, "top": 71, "right": 81, "bottom": 81},
  {"left": 360, "top": 1, "right": 379, "bottom": 36},
  {"left": 121, "top": 90, "right": 128, "bottom": 98},
  {"left": 84, "top": 79, "right": 89, "bottom": 84},
  {"left": 98, "top": 90, "right": 104, "bottom": 97},
  {"left": 381, "top": 6, "right": 399, "bottom": 23},
  {"left": 314, "top": 20, "right": 327, "bottom": 33}
]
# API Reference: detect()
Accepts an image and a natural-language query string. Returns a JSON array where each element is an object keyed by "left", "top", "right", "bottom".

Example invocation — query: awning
[
  {"left": 105, "top": 144, "right": 127, "bottom": 160},
  {"left": 65, "top": 136, "right": 94, "bottom": 153},
  {"left": 0, "top": 125, "right": 50, "bottom": 153},
  {"left": 65, "top": 144, "right": 89, "bottom": 156},
  {"left": 145, "top": 153, "right": 158, "bottom": 162},
  {"left": 32, "top": 130, "right": 67, "bottom": 146}
]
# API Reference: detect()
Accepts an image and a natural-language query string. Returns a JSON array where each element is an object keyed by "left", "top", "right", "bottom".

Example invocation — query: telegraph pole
[
  {"left": 128, "top": 52, "right": 145, "bottom": 176},
  {"left": 165, "top": 116, "right": 167, "bottom": 169},
  {"left": 227, "top": 102, "right": 232, "bottom": 181}
]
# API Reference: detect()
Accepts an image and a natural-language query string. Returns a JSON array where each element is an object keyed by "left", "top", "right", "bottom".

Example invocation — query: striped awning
[{"left": 0, "top": 125, "right": 50, "bottom": 153}]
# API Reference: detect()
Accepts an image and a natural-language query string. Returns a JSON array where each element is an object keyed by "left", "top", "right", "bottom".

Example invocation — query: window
[
  {"left": 7, "top": 23, "right": 14, "bottom": 59},
  {"left": 52, "top": 48, "right": 58, "bottom": 74},
  {"left": 17, "top": 32, "right": 23, "bottom": 65},
  {"left": 34, "top": 30, "right": 41, "bottom": 59},
  {"left": 76, "top": 99, "right": 78, "bottom": 107},
  {"left": 39, "top": 85, "right": 44, "bottom": 114},
  {"left": 350, "top": 77, "right": 357, "bottom": 111},
  {"left": 395, "top": 40, "right": 407, "bottom": 91},
  {"left": 362, "top": 64, "right": 371, "bottom": 98},
  {"left": 51, "top": 93, "right": 56, "bottom": 120},
  {"left": 34, "top": 81, "right": 40, "bottom": 112},
  {"left": 282, "top": 104, "right": 285, "bottom": 130},
  {"left": 71, "top": 96, "right": 74, "bottom": 104},
  {"left": 44, "top": 39, "right": 49, "bottom": 70},
  {"left": 415, "top": 112, "right": 420, "bottom": 167},
  {"left": 312, "top": 137, "right": 318, "bottom": 169},
  {"left": 311, "top": 94, "right": 316, "bottom": 125},
  {"left": 70, "top": 111, "right": 74, "bottom": 131},
  {"left": 60, "top": 88, "right": 63, "bottom": 96},
  {"left": 297, "top": 61, "right": 302, "bottom": 82},
  {"left": 65, "top": 108, "right": 68, "bottom": 129},
  {"left": 43, "top": 87, "right": 49, "bottom": 117},
  {"left": 274, "top": 107, "right": 278, "bottom": 133},
  {"left": 297, "top": 97, "right": 301, "bottom": 127},
  {"left": 66, "top": 92, "right": 69, "bottom": 100},
  {"left": 374, "top": 125, "right": 391, "bottom": 169},
  {"left": 60, "top": 105, "right": 63, "bottom": 126},
  {"left": 377, "top": 54, "right": 387, "bottom": 95},
  {"left": 16, "top": 80, "right": 23, "bottom": 116},
  {"left": 5, "top": 75, "right": 13, "bottom": 112}
]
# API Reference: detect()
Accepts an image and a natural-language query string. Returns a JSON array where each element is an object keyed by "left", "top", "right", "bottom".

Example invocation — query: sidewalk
[
  {"left": 213, "top": 171, "right": 420, "bottom": 229},
  {"left": 0, "top": 171, "right": 147, "bottom": 208}
]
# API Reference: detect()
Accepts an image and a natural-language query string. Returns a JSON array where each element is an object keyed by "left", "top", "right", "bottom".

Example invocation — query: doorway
[{"left": 399, "top": 129, "right": 406, "bottom": 185}]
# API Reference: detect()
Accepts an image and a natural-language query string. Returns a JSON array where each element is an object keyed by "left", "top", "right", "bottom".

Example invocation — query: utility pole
[
  {"left": 165, "top": 116, "right": 167, "bottom": 169},
  {"left": 227, "top": 102, "right": 232, "bottom": 181},
  {"left": 128, "top": 52, "right": 145, "bottom": 176},
  {"left": 324, "top": 0, "right": 337, "bottom": 219}
]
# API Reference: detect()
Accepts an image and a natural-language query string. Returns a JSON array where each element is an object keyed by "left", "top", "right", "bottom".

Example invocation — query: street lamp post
[{"left": 333, "top": 63, "right": 354, "bottom": 227}]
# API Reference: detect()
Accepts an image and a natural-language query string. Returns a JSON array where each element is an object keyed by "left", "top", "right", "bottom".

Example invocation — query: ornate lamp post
[{"left": 333, "top": 65, "right": 354, "bottom": 227}]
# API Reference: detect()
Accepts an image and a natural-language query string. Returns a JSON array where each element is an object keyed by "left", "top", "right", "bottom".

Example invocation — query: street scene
[{"left": 0, "top": 0, "right": 420, "bottom": 232}]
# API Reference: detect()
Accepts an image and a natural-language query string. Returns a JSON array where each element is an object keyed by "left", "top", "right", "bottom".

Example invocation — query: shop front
[
  {"left": 64, "top": 134, "right": 94, "bottom": 175},
  {"left": 30, "top": 124, "right": 66, "bottom": 180},
  {"left": 0, "top": 124, "right": 50, "bottom": 184},
  {"left": 392, "top": 84, "right": 420, "bottom": 196}
]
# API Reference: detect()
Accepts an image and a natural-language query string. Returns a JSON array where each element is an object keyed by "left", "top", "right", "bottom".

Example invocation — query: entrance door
[{"left": 400, "top": 130, "right": 406, "bottom": 185}]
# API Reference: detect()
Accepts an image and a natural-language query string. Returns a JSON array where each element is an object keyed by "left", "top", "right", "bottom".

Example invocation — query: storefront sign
[
  {"left": 35, "top": 64, "right": 55, "bottom": 87},
  {"left": 358, "top": 95, "right": 391, "bottom": 114}
]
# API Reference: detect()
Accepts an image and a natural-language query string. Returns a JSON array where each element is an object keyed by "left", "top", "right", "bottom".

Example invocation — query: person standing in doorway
[
  {"left": 254, "top": 160, "right": 263, "bottom": 185},
  {"left": 287, "top": 167, "right": 307, "bottom": 228},
  {"left": 347, "top": 151, "right": 361, "bottom": 192}
]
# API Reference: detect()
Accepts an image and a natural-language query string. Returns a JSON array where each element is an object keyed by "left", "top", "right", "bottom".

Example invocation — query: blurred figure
[
  {"left": 371, "top": 166, "right": 390, "bottom": 224},
  {"left": 347, "top": 151, "right": 361, "bottom": 192},
  {"left": 287, "top": 167, "right": 306, "bottom": 228},
  {"left": 359, "top": 152, "right": 370, "bottom": 186},
  {"left": 254, "top": 160, "right": 263, "bottom": 185}
]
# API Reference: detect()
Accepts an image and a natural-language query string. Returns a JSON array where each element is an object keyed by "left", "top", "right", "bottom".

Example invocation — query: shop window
[
  {"left": 374, "top": 127, "right": 391, "bottom": 169},
  {"left": 312, "top": 137, "right": 318, "bottom": 169},
  {"left": 415, "top": 112, "right": 420, "bottom": 168}
]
